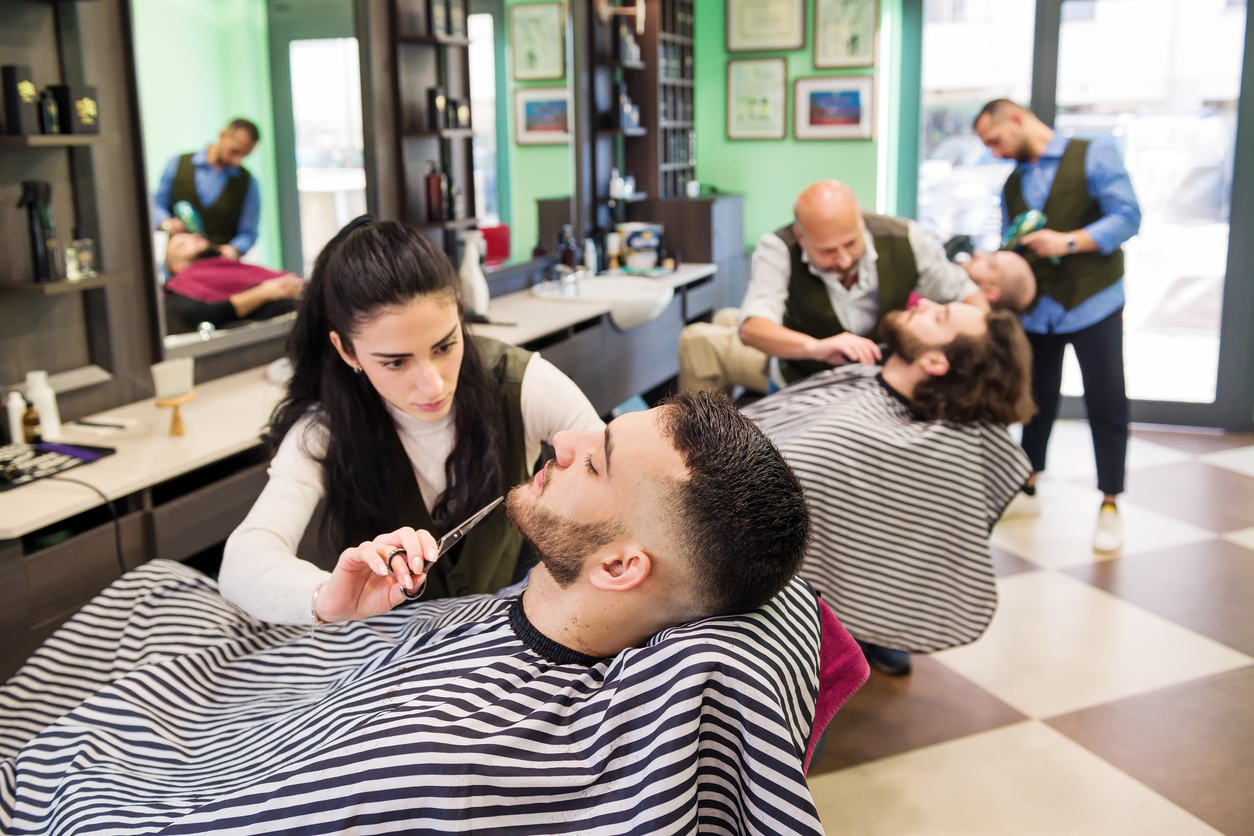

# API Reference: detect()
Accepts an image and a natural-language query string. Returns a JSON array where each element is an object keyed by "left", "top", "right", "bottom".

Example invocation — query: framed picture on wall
[
  {"left": 793, "top": 75, "right": 874, "bottom": 140},
  {"left": 514, "top": 87, "right": 571, "bottom": 144},
  {"left": 814, "top": 0, "right": 878, "bottom": 68},
  {"left": 510, "top": 2, "right": 565, "bottom": 81},
  {"left": 726, "top": 0, "right": 805, "bottom": 52},
  {"left": 726, "top": 58, "right": 787, "bottom": 139}
]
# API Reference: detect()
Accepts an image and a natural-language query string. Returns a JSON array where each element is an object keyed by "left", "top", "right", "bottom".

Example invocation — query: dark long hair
[{"left": 267, "top": 219, "right": 504, "bottom": 553}]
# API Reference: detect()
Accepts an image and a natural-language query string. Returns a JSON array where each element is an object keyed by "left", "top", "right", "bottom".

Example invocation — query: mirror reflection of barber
[{"left": 153, "top": 118, "right": 261, "bottom": 261}]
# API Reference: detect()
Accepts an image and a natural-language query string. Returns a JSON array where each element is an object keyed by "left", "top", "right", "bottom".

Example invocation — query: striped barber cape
[
  {"left": 1, "top": 561, "right": 827, "bottom": 835},
  {"left": 744, "top": 365, "right": 1031, "bottom": 653}
]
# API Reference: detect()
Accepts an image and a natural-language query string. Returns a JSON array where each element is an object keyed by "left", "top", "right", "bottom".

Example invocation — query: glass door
[{"left": 1055, "top": 0, "right": 1245, "bottom": 406}]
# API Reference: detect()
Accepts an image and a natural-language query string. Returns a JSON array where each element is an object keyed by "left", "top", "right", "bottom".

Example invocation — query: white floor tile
[
  {"left": 1199, "top": 445, "right": 1254, "bottom": 479},
  {"left": 1028, "top": 420, "right": 1194, "bottom": 481},
  {"left": 808, "top": 721, "right": 1223, "bottom": 836},
  {"left": 930, "top": 572, "right": 1252, "bottom": 718},
  {"left": 991, "top": 479, "right": 1215, "bottom": 569}
]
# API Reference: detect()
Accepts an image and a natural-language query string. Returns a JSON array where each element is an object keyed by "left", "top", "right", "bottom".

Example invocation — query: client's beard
[
  {"left": 879, "top": 309, "right": 936, "bottom": 364},
  {"left": 505, "top": 484, "right": 623, "bottom": 589}
]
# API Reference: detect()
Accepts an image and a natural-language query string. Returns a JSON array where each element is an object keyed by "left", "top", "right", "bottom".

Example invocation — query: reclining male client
[
  {"left": 745, "top": 300, "right": 1035, "bottom": 676},
  {"left": 0, "top": 391, "right": 865, "bottom": 835}
]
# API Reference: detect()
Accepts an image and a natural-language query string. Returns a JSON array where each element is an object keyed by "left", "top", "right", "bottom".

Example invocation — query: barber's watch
[{"left": 1065, "top": 233, "right": 1078, "bottom": 254}]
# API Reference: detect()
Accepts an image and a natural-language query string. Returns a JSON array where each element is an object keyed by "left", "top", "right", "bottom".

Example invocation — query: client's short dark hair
[
  {"left": 911, "top": 310, "right": 1037, "bottom": 426},
  {"left": 656, "top": 390, "right": 810, "bottom": 616}
]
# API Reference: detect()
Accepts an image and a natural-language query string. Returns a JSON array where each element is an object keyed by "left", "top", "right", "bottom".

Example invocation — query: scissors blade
[{"left": 437, "top": 496, "right": 504, "bottom": 556}]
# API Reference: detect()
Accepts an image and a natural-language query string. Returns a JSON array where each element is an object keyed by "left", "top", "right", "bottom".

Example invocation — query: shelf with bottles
[
  {"left": 405, "top": 128, "right": 474, "bottom": 139},
  {"left": 0, "top": 271, "right": 127, "bottom": 295},
  {"left": 0, "top": 134, "right": 115, "bottom": 148},
  {"left": 395, "top": 0, "right": 471, "bottom": 43}
]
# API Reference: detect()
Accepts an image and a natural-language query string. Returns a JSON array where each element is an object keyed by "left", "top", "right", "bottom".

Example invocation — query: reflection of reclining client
[
  {"left": 746, "top": 301, "right": 1035, "bottom": 676},
  {"left": 162, "top": 232, "right": 303, "bottom": 334},
  {"left": 0, "top": 391, "right": 868, "bottom": 835}
]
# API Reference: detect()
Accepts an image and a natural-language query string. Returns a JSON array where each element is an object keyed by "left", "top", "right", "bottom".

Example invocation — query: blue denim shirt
[
  {"left": 153, "top": 147, "right": 261, "bottom": 257},
  {"left": 1004, "top": 134, "right": 1141, "bottom": 334}
]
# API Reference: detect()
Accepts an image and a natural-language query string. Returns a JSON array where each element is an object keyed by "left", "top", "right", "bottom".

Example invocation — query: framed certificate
[
  {"left": 510, "top": 3, "right": 565, "bottom": 81},
  {"left": 726, "top": 0, "right": 805, "bottom": 52},
  {"left": 727, "top": 58, "right": 787, "bottom": 140},
  {"left": 814, "top": 0, "right": 878, "bottom": 68},
  {"left": 514, "top": 87, "right": 571, "bottom": 144}
]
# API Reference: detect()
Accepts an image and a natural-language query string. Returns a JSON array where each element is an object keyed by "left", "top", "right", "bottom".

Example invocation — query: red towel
[
  {"left": 166, "top": 257, "right": 287, "bottom": 303},
  {"left": 804, "top": 597, "right": 870, "bottom": 772}
]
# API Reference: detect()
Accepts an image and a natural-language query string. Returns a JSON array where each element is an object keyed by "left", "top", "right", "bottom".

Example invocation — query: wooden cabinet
[{"left": 624, "top": 0, "right": 695, "bottom": 201}]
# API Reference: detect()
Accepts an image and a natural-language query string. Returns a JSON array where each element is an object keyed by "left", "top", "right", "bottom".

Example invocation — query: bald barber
[{"left": 740, "top": 180, "right": 988, "bottom": 385}]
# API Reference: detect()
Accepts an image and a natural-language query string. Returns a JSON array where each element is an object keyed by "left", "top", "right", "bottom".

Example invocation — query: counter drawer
[
  {"left": 25, "top": 511, "right": 146, "bottom": 626},
  {"left": 151, "top": 462, "right": 269, "bottom": 563},
  {"left": 683, "top": 278, "right": 718, "bottom": 321}
]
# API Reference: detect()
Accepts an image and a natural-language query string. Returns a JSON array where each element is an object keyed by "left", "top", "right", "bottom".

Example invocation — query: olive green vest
[
  {"left": 296, "top": 338, "right": 532, "bottom": 599},
  {"left": 173, "top": 152, "right": 252, "bottom": 247},
  {"left": 777, "top": 213, "right": 918, "bottom": 383},
  {"left": 1003, "top": 138, "right": 1125, "bottom": 310}
]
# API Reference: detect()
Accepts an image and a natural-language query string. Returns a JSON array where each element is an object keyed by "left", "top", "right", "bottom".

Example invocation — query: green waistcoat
[
  {"left": 777, "top": 212, "right": 918, "bottom": 383},
  {"left": 1003, "top": 138, "right": 1125, "bottom": 310},
  {"left": 173, "top": 153, "right": 252, "bottom": 247}
]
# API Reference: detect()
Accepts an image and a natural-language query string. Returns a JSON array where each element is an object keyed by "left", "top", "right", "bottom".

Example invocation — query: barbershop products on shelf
[
  {"left": 26, "top": 371, "right": 61, "bottom": 442},
  {"left": 38, "top": 89, "right": 59, "bottom": 134},
  {"left": 616, "top": 84, "right": 640, "bottom": 131},
  {"left": 17, "top": 180, "right": 65, "bottom": 282},
  {"left": 48, "top": 85, "right": 99, "bottom": 134},
  {"left": 2, "top": 65, "right": 40, "bottom": 134},
  {"left": 425, "top": 162, "right": 449, "bottom": 223},
  {"left": 584, "top": 239, "right": 598, "bottom": 274},
  {"left": 5, "top": 391, "right": 24, "bottom": 446},
  {"left": 427, "top": 0, "right": 448, "bottom": 35},
  {"left": 448, "top": 0, "right": 466, "bottom": 36},
  {"left": 557, "top": 225, "right": 579, "bottom": 268},
  {"left": 459, "top": 230, "right": 490, "bottom": 315},
  {"left": 609, "top": 167, "right": 624, "bottom": 200},
  {"left": 427, "top": 87, "right": 448, "bottom": 131},
  {"left": 616, "top": 21, "right": 642, "bottom": 63},
  {"left": 605, "top": 231, "right": 622, "bottom": 270},
  {"left": 617, "top": 222, "right": 664, "bottom": 270}
]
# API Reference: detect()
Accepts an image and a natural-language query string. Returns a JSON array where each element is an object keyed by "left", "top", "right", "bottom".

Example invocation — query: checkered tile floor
[{"left": 807, "top": 421, "right": 1254, "bottom": 836}]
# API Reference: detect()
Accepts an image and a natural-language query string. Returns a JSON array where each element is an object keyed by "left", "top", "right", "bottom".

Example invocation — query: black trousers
[{"left": 1020, "top": 307, "right": 1129, "bottom": 497}]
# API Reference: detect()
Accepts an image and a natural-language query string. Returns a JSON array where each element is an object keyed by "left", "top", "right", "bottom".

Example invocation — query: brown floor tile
[
  {"left": 1118, "top": 461, "right": 1254, "bottom": 533},
  {"left": 1063, "top": 539, "right": 1254, "bottom": 657},
  {"left": 809, "top": 654, "right": 1026, "bottom": 775},
  {"left": 1048, "top": 666, "right": 1254, "bottom": 836},
  {"left": 1131, "top": 426, "right": 1254, "bottom": 455},
  {"left": 990, "top": 544, "right": 1037, "bottom": 578}
]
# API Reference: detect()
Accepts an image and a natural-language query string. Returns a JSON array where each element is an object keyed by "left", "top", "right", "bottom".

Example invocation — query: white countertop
[
  {"left": 470, "top": 263, "right": 716, "bottom": 345},
  {"left": 0, "top": 367, "right": 284, "bottom": 540},
  {"left": 0, "top": 263, "right": 718, "bottom": 540}
]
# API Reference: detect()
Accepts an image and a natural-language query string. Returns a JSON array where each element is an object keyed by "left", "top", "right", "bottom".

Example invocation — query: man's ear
[
  {"left": 791, "top": 222, "right": 805, "bottom": 247},
  {"left": 983, "top": 285, "right": 1003, "bottom": 304},
  {"left": 587, "top": 543, "right": 651, "bottom": 593},
  {"left": 919, "top": 348, "right": 950, "bottom": 378},
  {"left": 328, "top": 331, "right": 357, "bottom": 371}
]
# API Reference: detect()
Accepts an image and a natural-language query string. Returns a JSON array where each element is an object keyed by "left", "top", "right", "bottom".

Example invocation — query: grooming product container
[{"left": 25, "top": 370, "right": 61, "bottom": 441}]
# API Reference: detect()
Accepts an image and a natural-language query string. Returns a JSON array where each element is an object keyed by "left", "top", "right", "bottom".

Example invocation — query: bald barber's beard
[{"left": 505, "top": 484, "right": 623, "bottom": 589}]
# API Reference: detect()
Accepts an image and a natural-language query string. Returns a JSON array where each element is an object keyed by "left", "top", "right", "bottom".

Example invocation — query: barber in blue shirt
[
  {"left": 152, "top": 118, "right": 262, "bottom": 260},
  {"left": 975, "top": 99, "right": 1142, "bottom": 553}
]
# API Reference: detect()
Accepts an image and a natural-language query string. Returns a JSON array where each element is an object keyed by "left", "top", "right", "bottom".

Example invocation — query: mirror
[
  {"left": 131, "top": 0, "right": 571, "bottom": 359},
  {"left": 131, "top": 0, "right": 365, "bottom": 358}
]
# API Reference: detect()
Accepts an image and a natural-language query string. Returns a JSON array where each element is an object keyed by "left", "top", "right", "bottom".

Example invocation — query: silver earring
[{"left": 354, "top": 366, "right": 362, "bottom": 375}]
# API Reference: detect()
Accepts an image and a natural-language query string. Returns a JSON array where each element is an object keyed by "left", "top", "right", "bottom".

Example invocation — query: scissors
[{"left": 387, "top": 496, "right": 503, "bottom": 600}]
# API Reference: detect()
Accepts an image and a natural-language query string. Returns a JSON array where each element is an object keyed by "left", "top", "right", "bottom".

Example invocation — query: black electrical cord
[{"left": 46, "top": 475, "right": 125, "bottom": 576}]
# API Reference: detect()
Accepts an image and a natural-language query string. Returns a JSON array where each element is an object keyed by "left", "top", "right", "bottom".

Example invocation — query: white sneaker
[
  {"left": 1002, "top": 491, "right": 1041, "bottom": 519},
  {"left": 1093, "top": 505, "right": 1123, "bottom": 552}
]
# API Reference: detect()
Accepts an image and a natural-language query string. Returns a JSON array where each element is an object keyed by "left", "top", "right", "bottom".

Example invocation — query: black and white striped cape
[
  {"left": 744, "top": 365, "right": 1031, "bottom": 653},
  {"left": 1, "top": 560, "right": 827, "bottom": 835}
]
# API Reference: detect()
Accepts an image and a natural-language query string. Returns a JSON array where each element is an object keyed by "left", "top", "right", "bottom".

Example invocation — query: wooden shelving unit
[
  {"left": 393, "top": 0, "right": 476, "bottom": 259},
  {"left": 625, "top": 0, "right": 696, "bottom": 200},
  {"left": 0, "top": 134, "right": 116, "bottom": 148}
]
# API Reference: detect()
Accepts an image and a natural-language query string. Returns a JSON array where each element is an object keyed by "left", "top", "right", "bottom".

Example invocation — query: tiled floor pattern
[{"left": 807, "top": 422, "right": 1254, "bottom": 835}]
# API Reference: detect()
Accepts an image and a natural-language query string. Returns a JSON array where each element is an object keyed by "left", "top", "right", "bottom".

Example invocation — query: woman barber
[{"left": 220, "top": 218, "right": 603, "bottom": 627}]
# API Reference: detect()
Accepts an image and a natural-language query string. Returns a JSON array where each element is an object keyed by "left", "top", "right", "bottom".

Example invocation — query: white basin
[{"left": 531, "top": 276, "right": 674, "bottom": 330}]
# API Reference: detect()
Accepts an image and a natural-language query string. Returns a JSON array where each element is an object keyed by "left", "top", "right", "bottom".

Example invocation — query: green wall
[
  {"left": 503, "top": 0, "right": 573, "bottom": 262},
  {"left": 131, "top": 0, "right": 281, "bottom": 268},
  {"left": 693, "top": 0, "right": 903, "bottom": 250}
]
